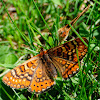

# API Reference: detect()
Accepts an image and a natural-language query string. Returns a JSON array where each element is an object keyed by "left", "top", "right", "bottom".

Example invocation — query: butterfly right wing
[
  {"left": 3, "top": 54, "right": 56, "bottom": 94},
  {"left": 2, "top": 56, "right": 39, "bottom": 89}
]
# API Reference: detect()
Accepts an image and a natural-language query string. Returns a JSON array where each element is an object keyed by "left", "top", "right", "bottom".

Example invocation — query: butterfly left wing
[{"left": 49, "top": 37, "right": 88, "bottom": 62}]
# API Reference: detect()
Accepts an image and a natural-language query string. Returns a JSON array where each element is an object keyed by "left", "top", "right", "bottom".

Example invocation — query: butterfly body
[{"left": 3, "top": 38, "right": 88, "bottom": 94}]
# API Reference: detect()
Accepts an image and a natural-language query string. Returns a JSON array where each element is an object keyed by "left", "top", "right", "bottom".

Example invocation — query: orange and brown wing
[
  {"left": 48, "top": 37, "right": 88, "bottom": 78},
  {"left": 3, "top": 55, "right": 56, "bottom": 94},
  {"left": 49, "top": 38, "right": 88, "bottom": 62},
  {"left": 28, "top": 60, "right": 56, "bottom": 94},
  {"left": 52, "top": 57, "right": 79, "bottom": 79},
  {"left": 2, "top": 38, "right": 88, "bottom": 93},
  {"left": 2, "top": 56, "right": 39, "bottom": 89}
]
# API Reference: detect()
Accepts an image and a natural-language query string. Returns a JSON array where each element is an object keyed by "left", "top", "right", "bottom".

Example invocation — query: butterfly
[{"left": 2, "top": 37, "right": 88, "bottom": 94}]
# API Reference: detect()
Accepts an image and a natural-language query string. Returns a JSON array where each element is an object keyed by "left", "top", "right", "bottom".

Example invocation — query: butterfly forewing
[
  {"left": 3, "top": 56, "right": 39, "bottom": 89},
  {"left": 48, "top": 38, "right": 88, "bottom": 62}
]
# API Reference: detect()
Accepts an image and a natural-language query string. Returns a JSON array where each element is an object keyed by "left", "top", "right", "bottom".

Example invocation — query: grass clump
[{"left": 0, "top": 0, "right": 100, "bottom": 100}]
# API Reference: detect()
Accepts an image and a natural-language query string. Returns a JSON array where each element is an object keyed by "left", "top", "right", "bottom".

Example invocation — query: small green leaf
[
  {"left": 51, "top": 0, "right": 62, "bottom": 6},
  {"left": 0, "top": 46, "right": 9, "bottom": 56},
  {"left": 5, "top": 54, "right": 18, "bottom": 64},
  {"left": 71, "top": 77, "right": 79, "bottom": 84},
  {"left": 79, "top": 22, "right": 89, "bottom": 37},
  {"left": 16, "top": 94, "right": 27, "bottom": 100},
  {"left": 0, "top": 54, "right": 7, "bottom": 64},
  {"left": 48, "top": 36, "right": 54, "bottom": 47}
]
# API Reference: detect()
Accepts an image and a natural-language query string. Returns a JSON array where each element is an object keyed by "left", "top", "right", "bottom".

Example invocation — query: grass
[{"left": 0, "top": 0, "right": 100, "bottom": 100}]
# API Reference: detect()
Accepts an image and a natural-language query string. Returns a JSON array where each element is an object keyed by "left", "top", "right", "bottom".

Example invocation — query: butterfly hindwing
[
  {"left": 52, "top": 57, "right": 79, "bottom": 79},
  {"left": 28, "top": 59, "right": 56, "bottom": 94}
]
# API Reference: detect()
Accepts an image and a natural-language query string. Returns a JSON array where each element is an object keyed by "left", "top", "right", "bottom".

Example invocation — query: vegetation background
[{"left": 0, "top": 0, "right": 100, "bottom": 100}]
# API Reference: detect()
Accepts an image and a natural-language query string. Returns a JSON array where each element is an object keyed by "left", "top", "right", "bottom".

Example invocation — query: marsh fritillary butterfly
[{"left": 2, "top": 37, "right": 88, "bottom": 94}]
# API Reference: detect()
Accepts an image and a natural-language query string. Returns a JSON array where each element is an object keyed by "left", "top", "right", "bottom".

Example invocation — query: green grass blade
[
  {"left": 68, "top": 21, "right": 88, "bottom": 47},
  {"left": 1, "top": 86, "right": 13, "bottom": 100},
  {"left": 32, "top": 0, "right": 50, "bottom": 31}
]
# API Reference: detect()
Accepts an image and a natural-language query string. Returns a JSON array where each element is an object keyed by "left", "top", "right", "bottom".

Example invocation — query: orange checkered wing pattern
[
  {"left": 28, "top": 59, "right": 57, "bottom": 93},
  {"left": 2, "top": 37, "right": 88, "bottom": 94},
  {"left": 48, "top": 37, "right": 88, "bottom": 79},
  {"left": 2, "top": 56, "right": 39, "bottom": 89},
  {"left": 2, "top": 54, "right": 57, "bottom": 94}
]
